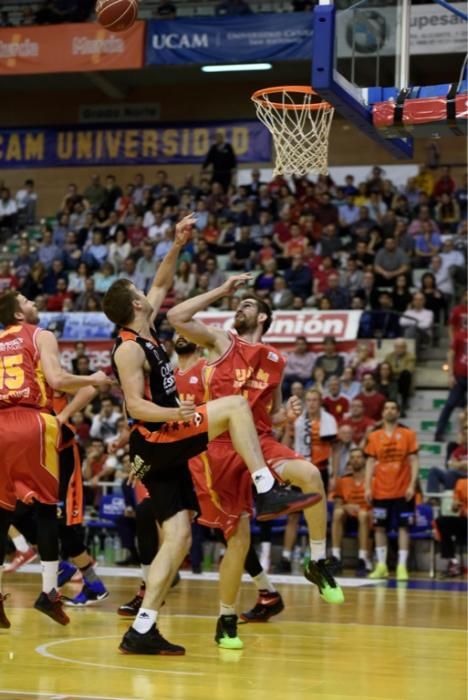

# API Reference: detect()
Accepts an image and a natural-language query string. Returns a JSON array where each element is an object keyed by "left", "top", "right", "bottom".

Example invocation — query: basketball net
[{"left": 251, "top": 86, "right": 334, "bottom": 177}]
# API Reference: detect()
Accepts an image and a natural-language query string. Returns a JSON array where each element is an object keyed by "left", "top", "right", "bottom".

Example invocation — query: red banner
[
  {"left": 197, "top": 311, "right": 362, "bottom": 344},
  {"left": 0, "top": 22, "right": 144, "bottom": 75}
]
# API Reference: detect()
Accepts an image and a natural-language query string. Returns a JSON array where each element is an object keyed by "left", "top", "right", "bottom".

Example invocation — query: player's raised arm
[
  {"left": 167, "top": 273, "right": 252, "bottom": 352},
  {"left": 36, "top": 330, "right": 111, "bottom": 394},
  {"left": 146, "top": 213, "right": 196, "bottom": 318}
]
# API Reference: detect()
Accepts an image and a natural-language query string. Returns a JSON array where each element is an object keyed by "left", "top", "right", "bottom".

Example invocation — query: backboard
[{"left": 312, "top": 0, "right": 467, "bottom": 159}]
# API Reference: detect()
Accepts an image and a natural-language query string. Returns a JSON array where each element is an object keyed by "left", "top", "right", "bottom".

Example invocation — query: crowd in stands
[
  {"left": 0, "top": 161, "right": 466, "bottom": 347},
  {"left": 0, "top": 155, "right": 466, "bottom": 574}
]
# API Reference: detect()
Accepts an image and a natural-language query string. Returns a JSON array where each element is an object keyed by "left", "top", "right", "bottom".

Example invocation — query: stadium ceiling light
[{"left": 201, "top": 63, "right": 273, "bottom": 73}]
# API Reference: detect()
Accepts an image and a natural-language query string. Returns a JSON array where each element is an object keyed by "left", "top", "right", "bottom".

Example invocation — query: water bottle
[
  {"left": 104, "top": 534, "right": 114, "bottom": 564},
  {"left": 92, "top": 534, "right": 101, "bottom": 561},
  {"left": 97, "top": 534, "right": 105, "bottom": 563},
  {"left": 292, "top": 546, "right": 302, "bottom": 575},
  {"left": 202, "top": 540, "right": 214, "bottom": 572},
  {"left": 113, "top": 534, "right": 122, "bottom": 563}
]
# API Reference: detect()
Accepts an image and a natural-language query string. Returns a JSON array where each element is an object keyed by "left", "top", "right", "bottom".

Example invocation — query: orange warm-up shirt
[
  {"left": 334, "top": 472, "right": 369, "bottom": 510},
  {"left": 309, "top": 419, "right": 334, "bottom": 470},
  {"left": 365, "top": 425, "right": 419, "bottom": 500}
]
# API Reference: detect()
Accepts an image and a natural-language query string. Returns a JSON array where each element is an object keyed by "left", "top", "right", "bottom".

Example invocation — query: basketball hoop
[{"left": 251, "top": 86, "right": 334, "bottom": 177}]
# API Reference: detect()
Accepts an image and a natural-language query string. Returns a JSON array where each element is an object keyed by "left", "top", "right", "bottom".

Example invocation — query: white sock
[
  {"left": 376, "top": 546, "right": 387, "bottom": 565},
  {"left": 310, "top": 540, "right": 326, "bottom": 562},
  {"left": 141, "top": 564, "right": 151, "bottom": 583},
  {"left": 132, "top": 607, "right": 157, "bottom": 634},
  {"left": 332, "top": 547, "right": 341, "bottom": 560},
  {"left": 260, "top": 542, "right": 271, "bottom": 557},
  {"left": 12, "top": 535, "right": 30, "bottom": 553},
  {"left": 282, "top": 549, "right": 292, "bottom": 561},
  {"left": 219, "top": 602, "right": 236, "bottom": 616},
  {"left": 41, "top": 561, "right": 58, "bottom": 593},
  {"left": 252, "top": 467, "right": 274, "bottom": 494},
  {"left": 358, "top": 549, "right": 368, "bottom": 562},
  {"left": 252, "top": 571, "right": 276, "bottom": 593},
  {"left": 398, "top": 550, "right": 408, "bottom": 566}
]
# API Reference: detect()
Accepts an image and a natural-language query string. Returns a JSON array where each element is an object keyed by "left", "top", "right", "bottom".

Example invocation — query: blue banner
[
  {"left": 146, "top": 13, "right": 313, "bottom": 65},
  {"left": 0, "top": 120, "right": 271, "bottom": 168},
  {"left": 39, "top": 312, "right": 114, "bottom": 340}
]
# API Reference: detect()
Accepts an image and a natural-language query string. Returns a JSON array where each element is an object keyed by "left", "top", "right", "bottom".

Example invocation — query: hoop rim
[{"left": 251, "top": 85, "right": 333, "bottom": 111}]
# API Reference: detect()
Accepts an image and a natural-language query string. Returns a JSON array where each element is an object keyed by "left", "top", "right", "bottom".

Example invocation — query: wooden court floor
[{"left": 0, "top": 572, "right": 466, "bottom": 700}]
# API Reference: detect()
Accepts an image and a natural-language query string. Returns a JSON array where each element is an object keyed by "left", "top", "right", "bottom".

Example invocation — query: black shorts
[
  {"left": 58, "top": 425, "right": 76, "bottom": 504},
  {"left": 130, "top": 412, "right": 209, "bottom": 524},
  {"left": 372, "top": 498, "right": 415, "bottom": 530}
]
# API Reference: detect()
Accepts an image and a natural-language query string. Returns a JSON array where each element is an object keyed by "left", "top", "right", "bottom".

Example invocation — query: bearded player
[
  {"left": 175, "top": 335, "right": 285, "bottom": 646},
  {"left": 168, "top": 276, "right": 345, "bottom": 624}
]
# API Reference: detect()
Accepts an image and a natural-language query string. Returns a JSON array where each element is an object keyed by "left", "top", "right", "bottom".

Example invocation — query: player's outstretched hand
[
  {"left": 175, "top": 213, "right": 197, "bottom": 247},
  {"left": 221, "top": 273, "right": 253, "bottom": 296},
  {"left": 90, "top": 370, "right": 113, "bottom": 390},
  {"left": 177, "top": 399, "right": 197, "bottom": 421}
]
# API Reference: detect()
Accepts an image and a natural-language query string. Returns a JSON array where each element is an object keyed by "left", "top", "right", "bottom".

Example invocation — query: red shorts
[
  {"left": 0, "top": 408, "right": 60, "bottom": 510},
  {"left": 189, "top": 434, "right": 302, "bottom": 539}
]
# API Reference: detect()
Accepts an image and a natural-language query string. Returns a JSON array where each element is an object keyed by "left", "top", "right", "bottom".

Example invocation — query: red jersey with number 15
[
  {"left": 203, "top": 332, "right": 285, "bottom": 436},
  {"left": 0, "top": 323, "right": 52, "bottom": 411},
  {"left": 174, "top": 358, "right": 206, "bottom": 403}
]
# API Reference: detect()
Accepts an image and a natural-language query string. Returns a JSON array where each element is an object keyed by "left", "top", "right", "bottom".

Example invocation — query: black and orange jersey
[
  {"left": 0, "top": 323, "right": 52, "bottom": 411},
  {"left": 365, "top": 424, "right": 419, "bottom": 499},
  {"left": 111, "top": 325, "right": 178, "bottom": 431}
]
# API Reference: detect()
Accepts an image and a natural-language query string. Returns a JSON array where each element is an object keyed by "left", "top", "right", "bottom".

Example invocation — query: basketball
[{"left": 95, "top": 0, "right": 138, "bottom": 32}]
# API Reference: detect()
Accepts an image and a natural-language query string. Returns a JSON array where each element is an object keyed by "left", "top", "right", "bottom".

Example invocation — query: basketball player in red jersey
[
  {"left": 168, "top": 276, "right": 345, "bottom": 614},
  {"left": 174, "top": 336, "right": 284, "bottom": 644},
  {"left": 0, "top": 291, "right": 110, "bottom": 628},
  {"left": 102, "top": 213, "right": 318, "bottom": 656},
  {"left": 6, "top": 387, "right": 110, "bottom": 604}
]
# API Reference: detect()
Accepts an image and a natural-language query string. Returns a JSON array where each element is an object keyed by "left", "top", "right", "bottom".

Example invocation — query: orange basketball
[{"left": 96, "top": 0, "right": 138, "bottom": 32}]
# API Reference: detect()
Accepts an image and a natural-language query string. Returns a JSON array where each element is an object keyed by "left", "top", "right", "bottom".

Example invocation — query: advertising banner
[
  {"left": 0, "top": 121, "right": 271, "bottom": 169},
  {"left": 39, "top": 312, "right": 115, "bottom": 340},
  {"left": 146, "top": 13, "right": 313, "bottom": 65},
  {"left": 43, "top": 310, "right": 362, "bottom": 344},
  {"left": 0, "top": 21, "right": 144, "bottom": 75},
  {"left": 197, "top": 310, "right": 363, "bottom": 343},
  {"left": 336, "top": 3, "right": 467, "bottom": 58}
]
